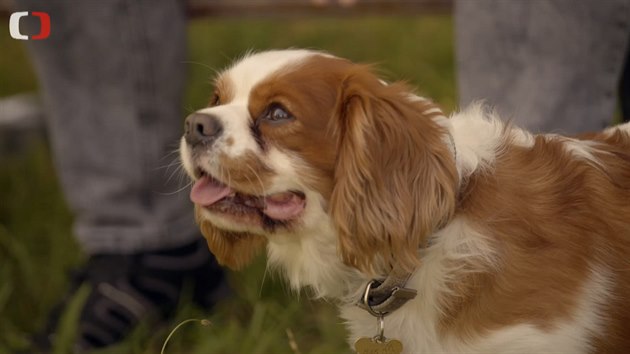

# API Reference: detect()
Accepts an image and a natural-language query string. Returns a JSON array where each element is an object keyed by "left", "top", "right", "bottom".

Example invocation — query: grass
[{"left": 0, "top": 15, "right": 454, "bottom": 353}]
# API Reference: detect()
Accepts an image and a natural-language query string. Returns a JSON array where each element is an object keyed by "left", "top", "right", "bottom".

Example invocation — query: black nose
[{"left": 185, "top": 112, "right": 223, "bottom": 146}]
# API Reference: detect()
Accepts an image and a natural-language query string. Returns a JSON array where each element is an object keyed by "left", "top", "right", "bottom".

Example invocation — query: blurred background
[{"left": 0, "top": 1, "right": 453, "bottom": 353}]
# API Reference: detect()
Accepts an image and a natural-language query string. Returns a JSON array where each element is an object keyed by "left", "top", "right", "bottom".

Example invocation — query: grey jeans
[
  {"left": 17, "top": 0, "right": 199, "bottom": 254},
  {"left": 456, "top": 0, "right": 630, "bottom": 134}
]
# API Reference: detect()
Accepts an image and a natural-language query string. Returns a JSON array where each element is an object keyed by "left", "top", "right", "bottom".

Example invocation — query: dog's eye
[{"left": 264, "top": 104, "right": 294, "bottom": 123}]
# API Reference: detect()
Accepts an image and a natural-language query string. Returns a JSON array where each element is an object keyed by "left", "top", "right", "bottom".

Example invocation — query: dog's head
[{"left": 180, "top": 49, "right": 458, "bottom": 274}]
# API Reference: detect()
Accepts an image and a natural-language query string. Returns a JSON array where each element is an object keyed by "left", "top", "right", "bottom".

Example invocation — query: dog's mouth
[{"left": 190, "top": 169, "right": 306, "bottom": 223}]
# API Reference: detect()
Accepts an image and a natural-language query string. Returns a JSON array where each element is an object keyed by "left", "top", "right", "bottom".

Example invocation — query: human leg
[
  {"left": 15, "top": 0, "right": 226, "bottom": 350},
  {"left": 20, "top": 0, "right": 198, "bottom": 253},
  {"left": 456, "top": 0, "right": 630, "bottom": 134}
]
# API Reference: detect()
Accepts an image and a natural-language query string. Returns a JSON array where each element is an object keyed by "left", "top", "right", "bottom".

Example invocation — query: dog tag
[
  {"left": 354, "top": 337, "right": 403, "bottom": 354},
  {"left": 356, "top": 281, "right": 405, "bottom": 354}
]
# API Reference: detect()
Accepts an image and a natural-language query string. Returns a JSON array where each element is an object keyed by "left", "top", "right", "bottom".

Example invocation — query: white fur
[
  {"left": 198, "top": 104, "right": 255, "bottom": 157},
  {"left": 179, "top": 138, "right": 194, "bottom": 178},
  {"left": 266, "top": 193, "right": 358, "bottom": 299},
  {"left": 604, "top": 121, "right": 630, "bottom": 136},
  {"left": 447, "top": 104, "right": 534, "bottom": 181},
  {"left": 226, "top": 49, "right": 318, "bottom": 103},
  {"left": 617, "top": 121, "right": 630, "bottom": 133},
  {"left": 543, "top": 134, "right": 607, "bottom": 168}
]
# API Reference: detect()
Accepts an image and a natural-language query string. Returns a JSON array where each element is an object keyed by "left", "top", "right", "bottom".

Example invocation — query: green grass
[{"left": 0, "top": 15, "right": 454, "bottom": 353}]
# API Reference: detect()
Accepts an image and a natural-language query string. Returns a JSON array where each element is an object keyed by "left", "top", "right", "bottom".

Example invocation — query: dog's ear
[
  {"left": 329, "top": 68, "right": 458, "bottom": 274},
  {"left": 196, "top": 205, "right": 267, "bottom": 270}
]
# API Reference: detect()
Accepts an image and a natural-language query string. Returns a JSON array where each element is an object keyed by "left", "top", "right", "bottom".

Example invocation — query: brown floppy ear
[
  {"left": 195, "top": 205, "right": 267, "bottom": 270},
  {"left": 330, "top": 68, "right": 458, "bottom": 274}
]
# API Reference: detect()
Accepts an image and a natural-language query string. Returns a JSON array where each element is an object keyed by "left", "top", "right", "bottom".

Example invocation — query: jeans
[
  {"left": 456, "top": 0, "right": 630, "bottom": 134},
  {"left": 16, "top": 0, "right": 199, "bottom": 254}
]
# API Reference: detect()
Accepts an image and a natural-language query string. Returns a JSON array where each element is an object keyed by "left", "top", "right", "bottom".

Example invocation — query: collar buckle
[{"left": 359, "top": 277, "right": 417, "bottom": 317}]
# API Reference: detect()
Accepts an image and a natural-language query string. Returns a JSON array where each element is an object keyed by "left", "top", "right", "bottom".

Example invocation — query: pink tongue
[
  {"left": 263, "top": 192, "right": 305, "bottom": 220},
  {"left": 190, "top": 175, "right": 232, "bottom": 206}
]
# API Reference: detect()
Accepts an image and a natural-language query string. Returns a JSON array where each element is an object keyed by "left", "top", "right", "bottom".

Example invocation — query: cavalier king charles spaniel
[{"left": 180, "top": 49, "right": 630, "bottom": 353}]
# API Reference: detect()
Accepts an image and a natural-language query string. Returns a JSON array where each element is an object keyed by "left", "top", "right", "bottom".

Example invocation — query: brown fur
[
  {"left": 213, "top": 73, "right": 235, "bottom": 106},
  {"left": 247, "top": 56, "right": 354, "bottom": 198},
  {"left": 329, "top": 67, "right": 458, "bottom": 274},
  {"left": 196, "top": 205, "right": 266, "bottom": 269},
  {"left": 436, "top": 132, "right": 630, "bottom": 351}
]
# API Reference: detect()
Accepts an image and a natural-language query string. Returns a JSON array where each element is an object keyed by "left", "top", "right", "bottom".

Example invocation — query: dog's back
[{"left": 450, "top": 121, "right": 630, "bottom": 353}]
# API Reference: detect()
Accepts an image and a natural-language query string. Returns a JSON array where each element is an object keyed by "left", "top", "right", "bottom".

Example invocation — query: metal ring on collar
[{"left": 361, "top": 280, "right": 386, "bottom": 318}]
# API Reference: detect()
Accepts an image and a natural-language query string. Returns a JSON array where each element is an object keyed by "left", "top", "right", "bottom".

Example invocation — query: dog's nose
[{"left": 185, "top": 112, "right": 223, "bottom": 146}]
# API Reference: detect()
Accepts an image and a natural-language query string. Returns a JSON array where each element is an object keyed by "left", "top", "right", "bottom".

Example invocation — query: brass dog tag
[{"left": 354, "top": 337, "right": 403, "bottom": 354}]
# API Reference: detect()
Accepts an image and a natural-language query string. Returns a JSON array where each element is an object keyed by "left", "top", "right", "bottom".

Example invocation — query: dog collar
[{"left": 357, "top": 264, "right": 417, "bottom": 316}]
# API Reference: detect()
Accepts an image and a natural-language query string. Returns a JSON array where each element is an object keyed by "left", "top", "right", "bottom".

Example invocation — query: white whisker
[
  {"left": 157, "top": 180, "right": 193, "bottom": 196},
  {"left": 258, "top": 266, "right": 269, "bottom": 299},
  {"left": 245, "top": 163, "right": 267, "bottom": 196}
]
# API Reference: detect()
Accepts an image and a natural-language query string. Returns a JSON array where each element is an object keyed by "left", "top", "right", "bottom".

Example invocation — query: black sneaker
[{"left": 31, "top": 237, "right": 228, "bottom": 352}]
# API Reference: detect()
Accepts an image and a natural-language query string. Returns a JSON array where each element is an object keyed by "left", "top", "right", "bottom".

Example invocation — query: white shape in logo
[{"left": 9, "top": 12, "right": 29, "bottom": 40}]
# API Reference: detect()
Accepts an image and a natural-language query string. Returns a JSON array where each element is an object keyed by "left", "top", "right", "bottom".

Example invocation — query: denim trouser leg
[
  {"left": 456, "top": 0, "right": 630, "bottom": 134},
  {"left": 16, "top": 0, "right": 199, "bottom": 254}
]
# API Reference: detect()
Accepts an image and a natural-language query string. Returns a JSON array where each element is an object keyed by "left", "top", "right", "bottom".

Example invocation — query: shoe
[{"left": 31, "top": 237, "right": 228, "bottom": 352}]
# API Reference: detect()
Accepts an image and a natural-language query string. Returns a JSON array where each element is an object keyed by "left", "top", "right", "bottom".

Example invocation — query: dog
[{"left": 179, "top": 49, "right": 630, "bottom": 353}]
